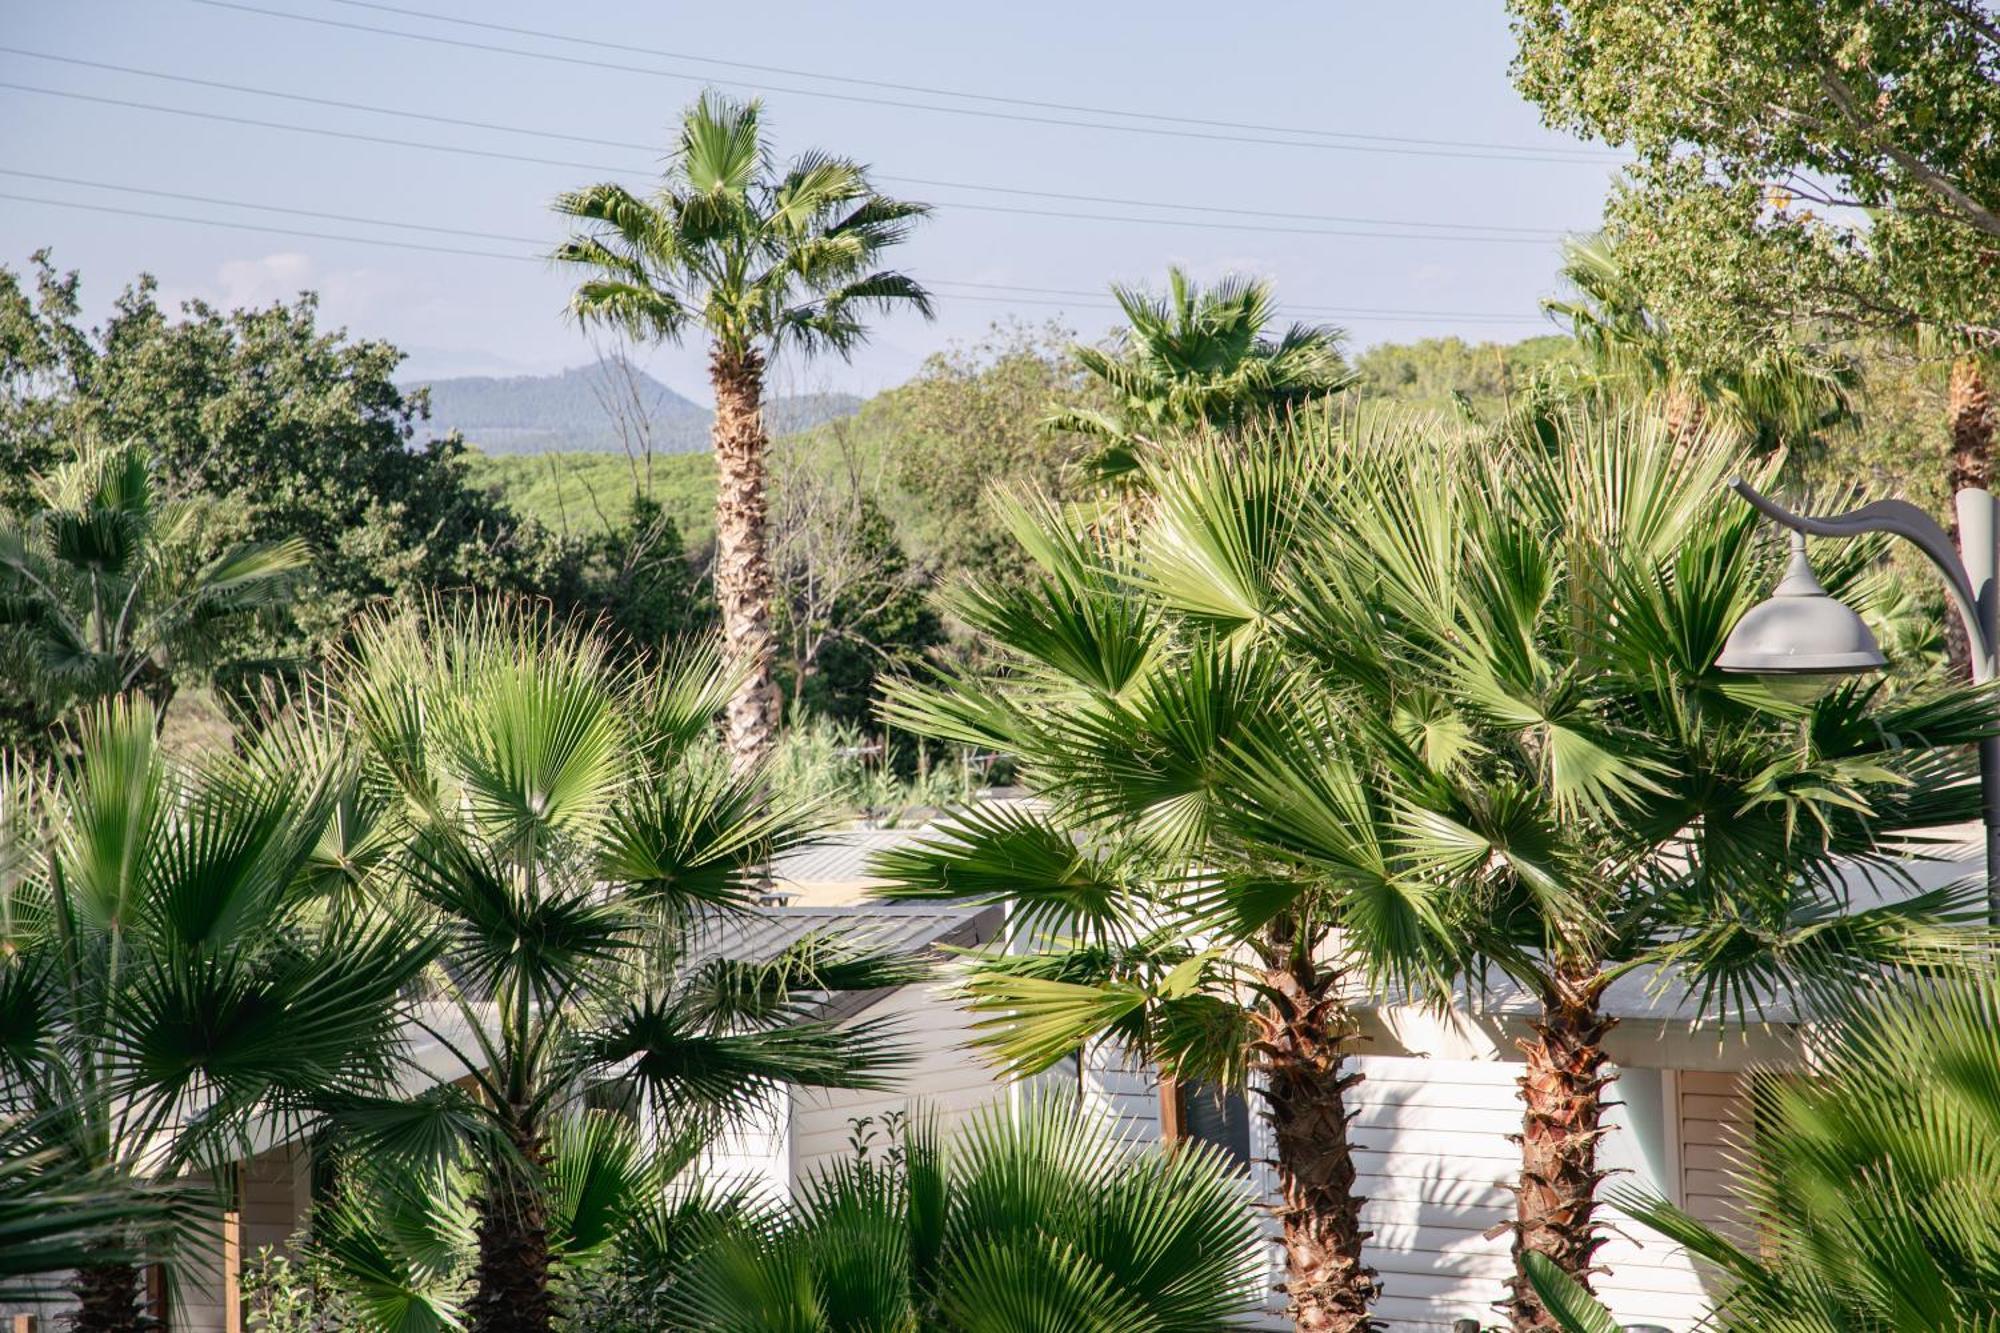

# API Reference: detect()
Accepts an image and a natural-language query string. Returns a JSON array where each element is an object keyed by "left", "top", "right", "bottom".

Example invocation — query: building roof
[
  {"left": 769, "top": 827, "right": 923, "bottom": 890},
  {"left": 686, "top": 901, "right": 1004, "bottom": 1022}
]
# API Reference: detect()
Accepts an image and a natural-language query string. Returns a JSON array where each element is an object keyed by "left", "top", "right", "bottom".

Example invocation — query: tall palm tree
[
  {"left": 873, "top": 454, "right": 1458, "bottom": 1332},
  {"left": 1292, "top": 406, "right": 1989, "bottom": 1330},
  {"left": 0, "top": 700, "right": 430, "bottom": 1333},
  {"left": 1529, "top": 972, "right": 2000, "bottom": 1332},
  {"left": 323, "top": 600, "right": 925, "bottom": 1333},
  {"left": 1046, "top": 266, "right": 1350, "bottom": 485},
  {"left": 0, "top": 442, "right": 306, "bottom": 729},
  {"left": 670, "top": 1100, "right": 1265, "bottom": 1330},
  {"left": 552, "top": 92, "right": 933, "bottom": 771}
]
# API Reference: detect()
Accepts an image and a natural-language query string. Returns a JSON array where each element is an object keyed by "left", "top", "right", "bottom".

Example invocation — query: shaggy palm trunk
[
  {"left": 1946, "top": 356, "right": 1994, "bottom": 675},
  {"left": 71, "top": 1258, "right": 145, "bottom": 1333},
  {"left": 1661, "top": 381, "right": 1704, "bottom": 446},
  {"left": 1505, "top": 973, "right": 1615, "bottom": 1332},
  {"left": 468, "top": 1120, "right": 554, "bottom": 1333},
  {"left": 1255, "top": 951, "right": 1381, "bottom": 1333},
  {"left": 709, "top": 344, "right": 781, "bottom": 772}
]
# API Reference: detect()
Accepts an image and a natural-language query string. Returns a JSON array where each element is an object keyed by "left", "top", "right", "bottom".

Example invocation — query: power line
[
  {"left": 0, "top": 189, "right": 537, "bottom": 260},
  {"left": 0, "top": 187, "right": 1556, "bottom": 326},
  {"left": 188, "top": 0, "right": 1622, "bottom": 167},
  {"left": 0, "top": 48, "right": 1574, "bottom": 237},
  {"left": 0, "top": 83, "right": 1568, "bottom": 245},
  {"left": 317, "top": 0, "right": 1615, "bottom": 160},
  {"left": 923, "top": 279, "right": 1541, "bottom": 324},
  {"left": 0, "top": 166, "right": 549, "bottom": 245}
]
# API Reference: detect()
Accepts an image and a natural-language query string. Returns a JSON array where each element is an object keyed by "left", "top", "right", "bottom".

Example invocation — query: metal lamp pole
[{"left": 1721, "top": 479, "right": 2000, "bottom": 919}]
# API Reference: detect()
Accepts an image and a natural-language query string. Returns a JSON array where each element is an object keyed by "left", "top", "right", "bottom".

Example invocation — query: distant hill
[{"left": 407, "top": 362, "right": 863, "bottom": 454}]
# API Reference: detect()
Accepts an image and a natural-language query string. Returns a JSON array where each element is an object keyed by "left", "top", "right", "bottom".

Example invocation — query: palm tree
[
  {"left": 0, "top": 442, "right": 307, "bottom": 731},
  {"left": 1544, "top": 235, "right": 1853, "bottom": 455},
  {"left": 552, "top": 92, "right": 934, "bottom": 771},
  {"left": 0, "top": 1113, "right": 178, "bottom": 1304},
  {"left": 670, "top": 1100, "right": 1265, "bottom": 1330},
  {"left": 873, "top": 456, "right": 1458, "bottom": 1331},
  {"left": 1291, "top": 406, "right": 1989, "bottom": 1329},
  {"left": 1046, "top": 266, "right": 1350, "bottom": 485},
  {"left": 0, "top": 700, "right": 429, "bottom": 1333},
  {"left": 1528, "top": 972, "right": 2000, "bottom": 1331},
  {"left": 878, "top": 408, "right": 1989, "bottom": 1331},
  {"left": 323, "top": 600, "right": 926, "bottom": 1333},
  {"left": 279, "top": 1107, "right": 745, "bottom": 1333}
]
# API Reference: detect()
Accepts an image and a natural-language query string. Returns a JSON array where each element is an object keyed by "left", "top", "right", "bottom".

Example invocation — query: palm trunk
[
  {"left": 1661, "top": 381, "right": 1704, "bottom": 446},
  {"left": 71, "top": 1258, "right": 145, "bottom": 1333},
  {"left": 1254, "top": 952, "right": 1381, "bottom": 1333},
  {"left": 1946, "top": 355, "right": 1994, "bottom": 675},
  {"left": 468, "top": 1120, "right": 554, "bottom": 1333},
  {"left": 1505, "top": 975, "right": 1615, "bottom": 1332},
  {"left": 709, "top": 344, "right": 781, "bottom": 773}
]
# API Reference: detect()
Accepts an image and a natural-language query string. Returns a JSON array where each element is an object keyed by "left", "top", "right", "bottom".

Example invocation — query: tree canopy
[{"left": 1509, "top": 0, "right": 2000, "bottom": 356}]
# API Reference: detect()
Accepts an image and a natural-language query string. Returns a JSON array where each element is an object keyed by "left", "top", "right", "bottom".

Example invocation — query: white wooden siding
[
  {"left": 788, "top": 983, "right": 1012, "bottom": 1181},
  {"left": 1334, "top": 1055, "right": 1745, "bottom": 1331},
  {"left": 1677, "top": 1069, "right": 1754, "bottom": 1245}
]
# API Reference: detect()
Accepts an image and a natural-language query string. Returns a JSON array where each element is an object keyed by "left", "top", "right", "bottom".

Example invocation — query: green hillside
[
  {"left": 465, "top": 334, "right": 1589, "bottom": 544},
  {"left": 463, "top": 450, "right": 717, "bottom": 543}
]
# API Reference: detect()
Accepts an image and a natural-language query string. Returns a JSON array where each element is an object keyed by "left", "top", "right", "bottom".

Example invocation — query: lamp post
[{"left": 1717, "top": 478, "right": 2000, "bottom": 918}]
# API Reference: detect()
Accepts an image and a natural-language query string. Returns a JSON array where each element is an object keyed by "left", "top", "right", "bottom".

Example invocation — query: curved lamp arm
[{"left": 1728, "top": 477, "right": 1995, "bottom": 673}]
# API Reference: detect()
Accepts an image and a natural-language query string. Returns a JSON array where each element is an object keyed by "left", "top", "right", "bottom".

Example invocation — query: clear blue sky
[{"left": 0, "top": 0, "right": 1624, "bottom": 400}]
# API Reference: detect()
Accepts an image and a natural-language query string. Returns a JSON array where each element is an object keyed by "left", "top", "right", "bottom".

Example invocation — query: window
[{"left": 1172, "top": 1078, "right": 1253, "bottom": 1173}]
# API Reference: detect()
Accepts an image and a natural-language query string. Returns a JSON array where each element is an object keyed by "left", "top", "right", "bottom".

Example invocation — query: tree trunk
[
  {"left": 1254, "top": 954, "right": 1381, "bottom": 1333},
  {"left": 468, "top": 1121, "right": 554, "bottom": 1333},
  {"left": 1946, "top": 355, "right": 1994, "bottom": 676},
  {"left": 1661, "top": 381, "right": 1704, "bottom": 446},
  {"left": 1504, "top": 977, "right": 1615, "bottom": 1332},
  {"left": 709, "top": 345, "right": 781, "bottom": 773},
  {"left": 71, "top": 1259, "right": 145, "bottom": 1333}
]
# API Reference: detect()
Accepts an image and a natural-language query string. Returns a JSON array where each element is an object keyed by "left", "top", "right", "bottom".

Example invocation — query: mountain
[{"left": 407, "top": 363, "right": 862, "bottom": 454}]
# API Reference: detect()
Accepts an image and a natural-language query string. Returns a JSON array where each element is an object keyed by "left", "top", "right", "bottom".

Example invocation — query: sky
[{"left": 0, "top": 0, "right": 1627, "bottom": 403}]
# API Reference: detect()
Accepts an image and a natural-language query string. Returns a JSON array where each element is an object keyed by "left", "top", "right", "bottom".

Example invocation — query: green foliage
[
  {"left": 1048, "top": 267, "right": 1351, "bottom": 485},
  {"left": 543, "top": 494, "right": 716, "bottom": 657},
  {"left": 1531, "top": 974, "right": 2000, "bottom": 1331},
  {"left": 1508, "top": 0, "right": 2000, "bottom": 357},
  {"left": 1522, "top": 1253, "right": 1620, "bottom": 1333},
  {"left": 553, "top": 91, "right": 933, "bottom": 364},
  {"left": 310, "top": 599, "right": 927, "bottom": 1317},
  {"left": 768, "top": 717, "right": 977, "bottom": 824},
  {"left": 0, "top": 1113, "right": 180, "bottom": 1301},
  {"left": 667, "top": 1101, "right": 1265, "bottom": 1331},
  {"left": 241, "top": 1246, "right": 361, "bottom": 1333},
  {"left": 875, "top": 402, "right": 1995, "bottom": 1320},
  {"left": 1351, "top": 333, "right": 1581, "bottom": 418},
  {"left": 0, "top": 698, "right": 432, "bottom": 1295},
  {"left": 0, "top": 253, "right": 565, "bottom": 691},
  {"left": 460, "top": 451, "right": 716, "bottom": 546},
  {"left": 865, "top": 321, "right": 1093, "bottom": 591},
  {"left": 0, "top": 441, "right": 307, "bottom": 738},
  {"left": 1543, "top": 233, "right": 1857, "bottom": 459},
  {"left": 768, "top": 432, "right": 944, "bottom": 726}
]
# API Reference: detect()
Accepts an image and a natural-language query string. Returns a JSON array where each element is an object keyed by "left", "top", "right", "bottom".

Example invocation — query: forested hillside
[{"left": 412, "top": 360, "right": 863, "bottom": 454}]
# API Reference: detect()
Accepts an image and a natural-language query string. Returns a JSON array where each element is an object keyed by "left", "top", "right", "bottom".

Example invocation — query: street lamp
[{"left": 1717, "top": 478, "right": 2000, "bottom": 916}]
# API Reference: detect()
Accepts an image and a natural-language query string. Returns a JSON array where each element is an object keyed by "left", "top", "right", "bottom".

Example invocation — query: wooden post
[
  {"left": 222, "top": 1164, "right": 243, "bottom": 1333},
  {"left": 1158, "top": 1071, "right": 1186, "bottom": 1145}
]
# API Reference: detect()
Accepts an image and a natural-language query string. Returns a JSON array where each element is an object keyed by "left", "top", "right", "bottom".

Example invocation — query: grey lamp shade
[{"left": 1716, "top": 538, "right": 1887, "bottom": 677}]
